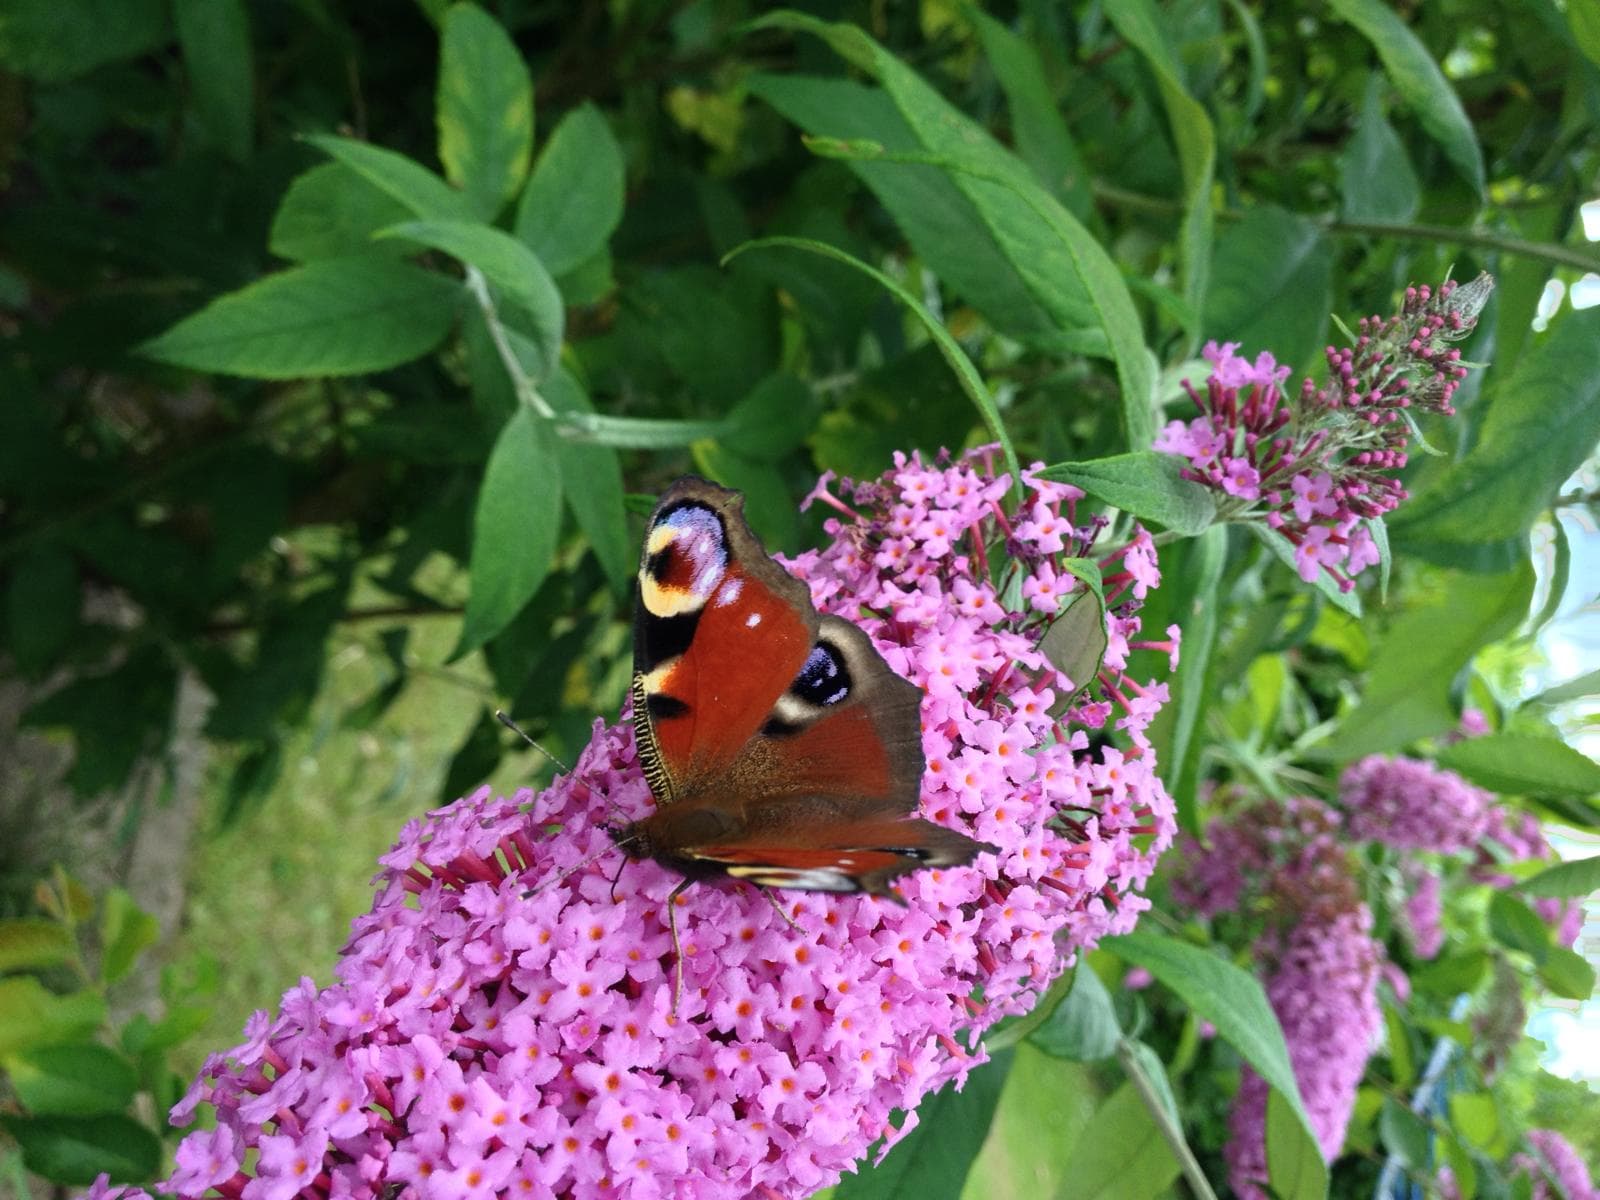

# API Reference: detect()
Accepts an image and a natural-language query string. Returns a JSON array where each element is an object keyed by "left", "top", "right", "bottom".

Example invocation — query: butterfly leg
[
  {"left": 758, "top": 886, "right": 804, "bottom": 935},
  {"left": 665, "top": 877, "right": 693, "bottom": 1014}
]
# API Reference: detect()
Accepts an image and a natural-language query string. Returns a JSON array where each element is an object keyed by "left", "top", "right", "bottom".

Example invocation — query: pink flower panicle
[
  {"left": 91, "top": 452, "right": 1177, "bottom": 1200},
  {"left": 1177, "top": 795, "right": 1381, "bottom": 1199},
  {"left": 1340, "top": 755, "right": 1492, "bottom": 852},
  {"left": 1401, "top": 868, "right": 1445, "bottom": 961},
  {"left": 1180, "top": 739, "right": 1584, "bottom": 1197},
  {"left": 1512, "top": 1130, "right": 1600, "bottom": 1200},
  {"left": 1226, "top": 906, "right": 1384, "bottom": 1194},
  {"left": 1154, "top": 274, "right": 1492, "bottom": 590}
]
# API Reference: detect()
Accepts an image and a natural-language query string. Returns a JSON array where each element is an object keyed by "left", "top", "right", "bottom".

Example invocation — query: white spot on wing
[
  {"left": 745, "top": 612, "right": 762, "bottom": 628},
  {"left": 725, "top": 865, "right": 859, "bottom": 891},
  {"left": 716, "top": 578, "right": 744, "bottom": 607}
]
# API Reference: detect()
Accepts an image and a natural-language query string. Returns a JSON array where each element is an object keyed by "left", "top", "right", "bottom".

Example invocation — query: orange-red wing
[{"left": 632, "top": 479, "right": 817, "bottom": 802}]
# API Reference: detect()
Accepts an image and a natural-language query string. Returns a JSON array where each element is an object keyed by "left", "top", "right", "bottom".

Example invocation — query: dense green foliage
[{"left": 1, "top": 0, "right": 1598, "bottom": 1196}]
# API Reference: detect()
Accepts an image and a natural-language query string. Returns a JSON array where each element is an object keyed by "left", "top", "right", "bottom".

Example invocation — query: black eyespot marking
[
  {"left": 646, "top": 693, "right": 690, "bottom": 720},
  {"left": 760, "top": 716, "right": 805, "bottom": 738},
  {"left": 645, "top": 544, "right": 676, "bottom": 583},
  {"left": 791, "top": 642, "right": 852, "bottom": 707}
]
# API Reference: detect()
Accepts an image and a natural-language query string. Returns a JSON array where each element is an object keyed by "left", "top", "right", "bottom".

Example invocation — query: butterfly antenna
[
  {"left": 521, "top": 838, "right": 627, "bottom": 902},
  {"left": 495, "top": 709, "right": 572, "bottom": 775},
  {"left": 518, "top": 828, "right": 642, "bottom": 901}
]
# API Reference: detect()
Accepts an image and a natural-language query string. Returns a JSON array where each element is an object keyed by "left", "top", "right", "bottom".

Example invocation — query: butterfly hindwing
[
  {"left": 706, "top": 818, "right": 991, "bottom": 897},
  {"left": 717, "top": 615, "right": 924, "bottom": 814}
]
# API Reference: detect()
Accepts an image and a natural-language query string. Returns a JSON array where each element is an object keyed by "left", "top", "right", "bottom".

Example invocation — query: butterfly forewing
[{"left": 632, "top": 479, "right": 816, "bottom": 803}]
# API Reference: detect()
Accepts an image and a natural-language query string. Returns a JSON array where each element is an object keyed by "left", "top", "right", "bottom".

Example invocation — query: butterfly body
[{"left": 617, "top": 477, "right": 995, "bottom": 902}]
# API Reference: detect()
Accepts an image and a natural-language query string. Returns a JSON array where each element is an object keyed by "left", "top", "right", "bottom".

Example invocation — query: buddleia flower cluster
[
  {"left": 1155, "top": 274, "right": 1493, "bottom": 590},
  {"left": 83, "top": 451, "right": 1178, "bottom": 1200},
  {"left": 1174, "top": 747, "right": 1583, "bottom": 1199},
  {"left": 1172, "top": 793, "right": 1383, "bottom": 1198},
  {"left": 1441, "top": 1129, "right": 1600, "bottom": 1200}
]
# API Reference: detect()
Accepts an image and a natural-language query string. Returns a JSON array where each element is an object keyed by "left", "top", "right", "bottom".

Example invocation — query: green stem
[
  {"left": 465, "top": 266, "right": 556, "bottom": 421},
  {"left": 1092, "top": 183, "right": 1600, "bottom": 274},
  {"left": 1117, "top": 1037, "right": 1222, "bottom": 1200}
]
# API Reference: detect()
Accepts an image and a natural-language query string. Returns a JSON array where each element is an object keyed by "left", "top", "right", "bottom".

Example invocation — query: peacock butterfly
[{"left": 612, "top": 476, "right": 996, "bottom": 994}]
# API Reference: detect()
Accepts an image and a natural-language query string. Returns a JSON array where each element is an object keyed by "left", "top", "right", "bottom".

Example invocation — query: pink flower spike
[{"left": 103, "top": 451, "right": 1180, "bottom": 1200}]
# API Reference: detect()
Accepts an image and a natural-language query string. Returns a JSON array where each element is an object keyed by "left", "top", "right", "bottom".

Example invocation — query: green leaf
[
  {"left": 722, "top": 372, "right": 817, "bottom": 462},
  {"left": 1267, "top": 1087, "right": 1331, "bottom": 1200},
  {"left": 0, "top": 1113, "right": 160, "bottom": 1186},
  {"left": 305, "top": 134, "right": 473, "bottom": 221},
  {"left": 1040, "top": 452, "right": 1216, "bottom": 535},
  {"left": 1538, "top": 947, "right": 1596, "bottom": 1001},
  {"left": 0, "top": 0, "right": 165, "bottom": 83},
  {"left": 1339, "top": 74, "right": 1421, "bottom": 222},
  {"left": 1412, "top": 950, "right": 1489, "bottom": 997},
  {"left": 1203, "top": 206, "right": 1333, "bottom": 371},
  {"left": 1391, "top": 310, "right": 1600, "bottom": 556},
  {"left": 268, "top": 163, "right": 414, "bottom": 262},
  {"left": 99, "top": 889, "right": 159, "bottom": 987},
  {"left": 1379, "top": 1099, "right": 1432, "bottom": 1170},
  {"left": 436, "top": 2, "right": 534, "bottom": 217},
  {"left": 0, "top": 980, "right": 106, "bottom": 1057},
  {"left": 139, "top": 257, "right": 461, "bottom": 379},
  {"left": 4, "top": 1044, "right": 138, "bottom": 1116},
  {"left": 1371, "top": 515, "right": 1392, "bottom": 604},
  {"left": 1437, "top": 734, "right": 1600, "bottom": 799},
  {"left": 747, "top": 20, "right": 1155, "bottom": 449},
  {"left": 1519, "top": 856, "right": 1600, "bottom": 901},
  {"left": 0, "top": 919, "right": 75, "bottom": 973},
  {"left": 515, "top": 103, "right": 625, "bottom": 277},
  {"left": 1320, "top": 564, "right": 1533, "bottom": 759},
  {"left": 1527, "top": 668, "right": 1600, "bottom": 708},
  {"left": 381, "top": 219, "right": 563, "bottom": 381},
  {"left": 966, "top": 7, "right": 1092, "bottom": 216},
  {"left": 1029, "top": 963, "right": 1121, "bottom": 1061},
  {"left": 1327, "top": 0, "right": 1485, "bottom": 197},
  {"left": 1039, "top": 590, "right": 1109, "bottom": 710},
  {"left": 1448, "top": 1092, "right": 1500, "bottom": 1151},
  {"left": 724, "top": 235, "right": 1020, "bottom": 489},
  {"left": 1488, "top": 892, "right": 1551, "bottom": 962},
  {"left": 5, "top": 545, "right": 78, "bottom": 675},
  {"left": 624, "top": 266, "right": 777, "bottom": 409},
  {"left": 173, "top": 0, "right": 254, "bottom": 162},
  {"left": 835, "top": 1049, "right": 1012, "bottom": 1199},
  {"left": 1051, "top": 1079, "right": 1181, "bottom": 1200},
  {"left": 544, "top": 368, "right": 632, "bottom": 597},
  {"left": 1105, "top": 931, "right": 1321, "bottom": 1157},
  {"left": 1572, "top": 0, "right": 1600, "bottom": 66},
  {"left": 1151, "top": 526, "right": 1226, "bottom": 833},
  {"left": 972, "top": 1045, "right": 1099, "bottom": 1194},
  {"left": 1103, "top": 0, "right": 1216, "bottom": 319},
  {"left": 1384, "top": 1000, "right": 1416, "bottom": 1088},
  {"left": 456, "top": 408, "right": 562, "bottom": 658},
  {"left": 1528, "top": 519, "right": 1570, "bottom": 638}
]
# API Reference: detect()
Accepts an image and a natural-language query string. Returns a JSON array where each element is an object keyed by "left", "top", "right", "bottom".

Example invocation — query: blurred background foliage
[{"left": 1, "top": 0, "right": 1598, "bottom": 1196}]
